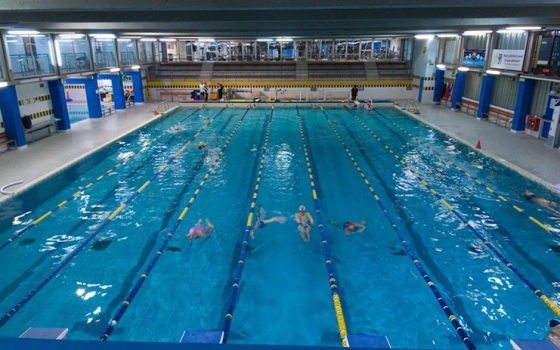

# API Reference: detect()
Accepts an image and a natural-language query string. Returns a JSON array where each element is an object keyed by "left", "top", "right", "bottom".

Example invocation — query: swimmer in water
[
  {"left": 197, "top": 141, "right": 206, "bottom": 149},
  {"left": 250, "top": 207, "right": 287, "bottom": 239},
  {"left": 328, "top": 218, "right": 366, "bottom": 235},
  {"left": 186, "top": 219, "right": 214, "bottom": 243},
  {"left": 295, "top": 205, "right": 314, "bottom": 242},
  {"left": 524, "top": 191, "right": 560, "bottom": 216}
]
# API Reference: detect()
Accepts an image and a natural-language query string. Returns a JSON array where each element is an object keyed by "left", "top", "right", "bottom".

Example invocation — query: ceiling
[{"left": 0, "top": 0, "right": 560, "bottom": 39}]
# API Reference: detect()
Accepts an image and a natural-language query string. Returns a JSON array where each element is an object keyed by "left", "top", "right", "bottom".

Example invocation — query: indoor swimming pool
[{"left": 0, "top": 104, "right": 560, "bottom": 349}]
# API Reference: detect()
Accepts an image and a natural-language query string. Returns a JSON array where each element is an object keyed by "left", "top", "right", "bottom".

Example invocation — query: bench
[
  {"left": 25, "top": 117, "right": 59, "bottom": 143},
  {"left": 482, "top": 106, "right": 514, "bottom": 128},
  {"left": 159, "top": 91, "right": 190, "bottom": 102},
  {"left": 101, "top": 106, "right": 114, "bottom": 117},
  {"left": 456, "top": 98, "right": 479, "bottom": 116},
  {"left": 0, "top": 131, "right": 17, "bottom": 149}
]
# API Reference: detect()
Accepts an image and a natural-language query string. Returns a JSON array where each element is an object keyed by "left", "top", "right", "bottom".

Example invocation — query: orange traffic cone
[{"left": 475, "top": 140, "right": 481, "bottom": 149}]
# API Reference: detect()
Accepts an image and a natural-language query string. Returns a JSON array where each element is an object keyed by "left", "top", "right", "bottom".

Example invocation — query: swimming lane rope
[
  {"left": 0, "top": 107, "right": 204, "bottom": 251},
  {"left": 320, "top": 106, "right": 475, "bottom": 349},
  {"left": 371, "top": 109, "right": 559, "bottom": 237},
  {"left": 99, "top": 107, "right": 251, "bottom": 341},
  {"left": 345, "top": 107, "right": 560, "bottom": 319},
  {"left": 297, "top": 106, "right": 350, "bottom": 348},
  {"left": 0, "top": 107, "right": 226, "bottom": 329},
  {"left": 220, "top": 107, "right": 274, "bottom": 344}
]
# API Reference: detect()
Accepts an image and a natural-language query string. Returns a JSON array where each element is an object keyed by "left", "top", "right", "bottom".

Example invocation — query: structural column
[
  {"left": 476, "top": 74, "right": 495, "bottom": 119},
  {"left": 511, "top": 78, "right": 535, "bottom": 132},
  {"left": 65, "top": 75, "right": 102, "bottom": 119},
  {"left": 432, "top": 69, "right": 444, "bottom": 103},
  {"left": 123, "top": 71, "right": 144, "bottom": 103},
  {"left": 0, "top": 86, "right": 26, "bottom": 147},
  {"left": 451, "top": 70, "right": 467, "bottom": 110},
  {"left": 99, "top": 74, "right": 126, "bottom": 110},
  {"left": 48, "top": 79, "right": 71, "bottom": 131}
]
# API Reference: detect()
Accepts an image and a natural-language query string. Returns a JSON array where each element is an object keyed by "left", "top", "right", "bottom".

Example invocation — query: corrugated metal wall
[
  {"left": 491, "top": 76, "right": 519, "bottom": 110},
  {"left": 530, "top": 80, "right": 552, "bottom": 117},
  {"left": 443, "top": 39, "right": 458, "bottom": 65},
  {"left": 496, "top": 32, "right": 528, "bottom": 50},
  {"left": 463, "top": 35, "right": 487, "bottom": 49},
  {"left": 464, "top": 71, "right": 482, "bottom": 100}
]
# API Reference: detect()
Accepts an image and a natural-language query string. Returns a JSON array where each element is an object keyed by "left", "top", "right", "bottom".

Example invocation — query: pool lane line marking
[
  {"left": 321, "top": 106, "right": 476, "bottom": 350},
  {"left": 369, "top": 109, "right": 558, "bottom": 237},
  {"left": 0, "top": 108, "right": 205, "bottom": 251},
  {"left": 344, "top": 107, "right": 560, "bottom": 319},
  {"left": 100, "top": 108, "right": 250, "bottom": 341},
  {"left": 0, "top": 107, "right": 229, "bottom": 330},
  {"left": 220, "top": 108, "right": 274, "bottom": 344},
  {"left": 298, "top": 106, "right": 350, "bottom": 348}
]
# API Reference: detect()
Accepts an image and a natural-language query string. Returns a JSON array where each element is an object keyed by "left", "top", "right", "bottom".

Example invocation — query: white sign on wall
[{"left": 490, "top": 49, "right": 525, "bottom": 71}]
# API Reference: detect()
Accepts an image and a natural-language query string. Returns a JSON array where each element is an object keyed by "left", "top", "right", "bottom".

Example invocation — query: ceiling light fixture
[
  {"left": 437, "top": 34, "right": 459, "bottom": 38},
  {"left": 463, "top": 31, "right": 492, "bottom": 36},
  {"left": 486, "top": 69, "right": 501, "bottom": 75},
  {"left": 414, "top": 34, "right": 434, "bottom": 39},
  {"left": 7, "top": 30, "right": 39, "bottom": 35},
  {"left": 140, "top": 38, "right": 157, "bottom": 42},
  {"left": 90, "top": 34, "right": 116, "bottom": 39},
  {"left": 506, "top": 26, "right": 542, "bottom": 31}
]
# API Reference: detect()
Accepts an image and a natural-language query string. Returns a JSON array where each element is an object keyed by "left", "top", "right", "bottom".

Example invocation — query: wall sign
[{"left": 490, "top": 49, "right": 525, "bottom": 71}]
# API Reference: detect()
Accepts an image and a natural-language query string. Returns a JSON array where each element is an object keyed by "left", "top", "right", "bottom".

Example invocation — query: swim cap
[
  {"left": 551, "top": 320, "right": 560, "bottom": 328},
  {"left": 299, "top": 205, "right": 305, "bottom": 212}
]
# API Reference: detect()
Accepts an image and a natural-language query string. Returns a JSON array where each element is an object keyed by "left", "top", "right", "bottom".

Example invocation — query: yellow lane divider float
[
  {"left": 345, "top": 107, "right": 560, "bottom": 319},
  {"left": 0, "top": 107, "right": 206, "bottom": 251},
  {"left": 100, "top": 107, "right": 250, "bottom": 341},
  {"left": 0, "top": 107, "right": 229, "bottom": 329},
  {"left": 320, "top": 105, "right": 475, "bottom": 350}
]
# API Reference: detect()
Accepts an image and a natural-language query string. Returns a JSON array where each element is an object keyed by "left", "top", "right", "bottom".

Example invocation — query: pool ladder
[
  {"left": 157, "top": 100, "right": 170, "bottom": 113},
  {"left": 404, "top": 99, "right": 421, "bottom": 114}
]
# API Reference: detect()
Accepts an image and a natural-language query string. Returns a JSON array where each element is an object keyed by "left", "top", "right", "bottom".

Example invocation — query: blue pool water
[
  {"left": 0, "top": 105, "right": 560, "bottom": 349},
  {"left": 67, "top": 104, "right": 90, "bottom": 124}
]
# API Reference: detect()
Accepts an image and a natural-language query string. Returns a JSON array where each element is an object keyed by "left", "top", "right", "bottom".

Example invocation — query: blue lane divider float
[
  {"left": 346, "top": 107, "right": 560, "bottom": 319},
  {"left": 371, "top": 109, "right": 559, "bottom": 237},
  {"left": 219, "top": 106, "right": 274, "bottom": 344},
  {"left": 296, "top": 106, "right": 350, "bottom": 347},
  {"left": 0, "top": 108, "right": 203, "bottom": 251},
  {"left": 100, "top": 107, "right": 251, "bottom": 341},
  {"left": 0, "top": 107, "right": 226, "bottom": 330},
  {"left": 322, "top": 106, "right": 475, "bottom": 350}
]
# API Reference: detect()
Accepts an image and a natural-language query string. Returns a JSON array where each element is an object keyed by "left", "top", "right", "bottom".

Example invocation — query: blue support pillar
[
  {"left": 99, "top": 74, "right": 125, "bottom": 110},
  {"left": 417, "top": 77, "right": 424, "bottom": 102},
  {"left": 65, "top": 75, "right": 102, "bottom": 119},
  {"left": 451, "top": 71, "right": 467, "bottom": 110},
  {"left": 512, "top": 78, "right": 535, "bottom": 132},
  {"left": 123, "top": 71, "right": 144, "bottom": 103},
  {"left": 0, "top": 86, "right": 26, "bottom": 147},
  {"left": 433, "top": 69, "right": 444, "bottom": 103},
  {"left": 476, "top": 74, "right": 495, "bottom": 119},
  {"left": 48, "top": 79, "right": 71, "bottom": 131}
]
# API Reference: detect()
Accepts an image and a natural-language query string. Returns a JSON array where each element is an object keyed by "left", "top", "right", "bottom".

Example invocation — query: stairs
[
  {"left": 296, "top": 60, "right": 308, "bottom": 80},
  {"left": 364, "top": 61, "right": 379, "bottom": 80},
  {"left": 199, "top": 62, "right": 214, "bottom": 82}
]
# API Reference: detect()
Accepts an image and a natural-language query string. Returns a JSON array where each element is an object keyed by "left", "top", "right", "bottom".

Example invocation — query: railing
[
  {"left": 60, "top": 53, "right": 91, "bottom": 73},
  {"left": 10, "top": 54, "right": 55, "bottom": 78},
  {"left": 94, "top": 52, "right": 117, "bottom": 70}
]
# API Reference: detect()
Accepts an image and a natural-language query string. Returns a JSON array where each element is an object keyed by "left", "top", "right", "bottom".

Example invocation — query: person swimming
[
  {"left": 524, "top": 191, "right": 560, "bottom": 215},
  {"left": 197, "top": 141, "right": 206, "bottom": 149},
  {"left": 186, "top": 219, "right": 214, "bottom": 243},
  {"left": 328, "top": 218, "right": 366, "bottom": 235},
  {"left": 295, "top": 205, "right": 314, "bottom": 242},
  {"left": 250, "top": 207, "right": 287, "bottom": 239}
]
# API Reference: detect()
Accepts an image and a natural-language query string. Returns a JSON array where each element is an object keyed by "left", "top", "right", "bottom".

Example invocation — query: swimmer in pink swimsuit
[{"left": 186, "top": 219, "right": 215, "bottom": 242}]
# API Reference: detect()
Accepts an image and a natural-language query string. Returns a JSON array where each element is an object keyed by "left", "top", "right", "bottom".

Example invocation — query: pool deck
[{"left": 0, "top": 100, "right": 559, "bottom": 348}]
